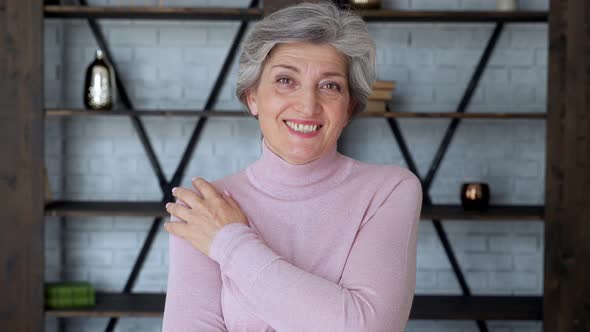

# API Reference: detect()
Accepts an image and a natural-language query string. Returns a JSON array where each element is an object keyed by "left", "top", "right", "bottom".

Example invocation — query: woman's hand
[{"left": 164, "top": 177, "right": 249, "bottom": 257}]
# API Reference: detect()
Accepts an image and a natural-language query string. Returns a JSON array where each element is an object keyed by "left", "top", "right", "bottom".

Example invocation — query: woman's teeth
[{"left": 285, "top": 121, "right": 321, "bottom": 134}]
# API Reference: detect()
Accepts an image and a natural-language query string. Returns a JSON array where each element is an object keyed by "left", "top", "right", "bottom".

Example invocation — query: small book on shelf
[
  {"left": 366, "top": 100, "right": 387, "bottom": 112},
  {"left": 366, "top": 80, "right": 396, "bottom": 112}
]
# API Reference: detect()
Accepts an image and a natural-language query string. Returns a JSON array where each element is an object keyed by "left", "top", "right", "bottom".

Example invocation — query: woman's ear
[{"left": 245, "top": 89, "right": 259, "bottom": 117}]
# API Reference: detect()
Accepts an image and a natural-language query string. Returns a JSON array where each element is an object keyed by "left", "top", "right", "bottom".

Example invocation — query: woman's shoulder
[
  {"left": 209, "top": 167, "right": 251, "bottom": 193},
  {"left": 345, "top": 155, "right": 421, "bottom": 189}
]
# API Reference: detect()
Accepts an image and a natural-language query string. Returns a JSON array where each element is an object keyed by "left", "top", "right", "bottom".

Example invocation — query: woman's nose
[{"left": 298, "top": 87, "right": 320, "bottom": 115}]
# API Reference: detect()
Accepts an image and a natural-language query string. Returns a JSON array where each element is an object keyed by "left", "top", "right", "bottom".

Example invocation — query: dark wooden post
[
  {"left": 545, "top": 0, "right": 590, "bottom": 331},
  {"left": 0, "top": 0, "right": 44, "bottom": 331}
]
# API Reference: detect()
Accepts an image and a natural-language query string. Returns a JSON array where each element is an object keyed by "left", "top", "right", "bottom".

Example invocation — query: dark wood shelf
[
  {"left": 45, "top": 109, "right": 250, "bottom": 118},
  {"left": 45, "top": 201, "right": 544, "bottom": 221},
  {"left": 44, "top": 108, "right": 547, "bottom": 120},
  {"left": 423, "top": 204, "right": 545, "bottom": 221},
  {"left": 411, "top": 295, "right": 543, "bottom": 320},
  {"left": 359, "top": 10, "right": 547, "bottom": 23},
  {"left": 43, "top": 6, "right": 547, "bottom": 23},
  {"left": 44, "top": 5, "right": 263, "bottom": 21},
  {"left": 45, "top": 201, "right": 165, "bottom": 218},
  {"left": 44, "top": 293, "right": 542, "bottom": 320},
  {"left": 45, "top": 293, "right": 164, "bottom": 318}
]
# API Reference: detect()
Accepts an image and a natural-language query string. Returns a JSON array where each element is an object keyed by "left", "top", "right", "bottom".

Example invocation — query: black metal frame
[
  {"left": 72, "top": 2, "right": 510, "bottom": 330},
  {"left": 75, "top": 0, "right": 259, "bottom": 330},
  {"left": 384, "top": 22, "right": 505, "bottom": 332}
]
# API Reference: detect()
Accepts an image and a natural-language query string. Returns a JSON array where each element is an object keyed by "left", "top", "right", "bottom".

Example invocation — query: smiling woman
[{"left": 162, "top": 2, "right": 423, "bottom": 332}]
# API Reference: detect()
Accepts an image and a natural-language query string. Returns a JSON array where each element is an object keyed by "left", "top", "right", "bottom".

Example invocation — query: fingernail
[
  {"left": 192, "top": 177, "right": 198, "bottom": 182},
  {"left": 166, "top": 202, "right": 171, "bottom": 208},
  {"left": 223, "top": 189, "right": 231, "bottom": 197},
  {"left": 171, "top": 187, "right": 177, "bottom": 194}
]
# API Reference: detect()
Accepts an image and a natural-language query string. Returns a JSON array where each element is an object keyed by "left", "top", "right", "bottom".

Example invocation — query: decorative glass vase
[{"left": 84, "top": 49, "right": 116, "bottom": 111}]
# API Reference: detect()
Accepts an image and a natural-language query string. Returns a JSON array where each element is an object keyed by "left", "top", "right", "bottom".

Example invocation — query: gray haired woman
[{"left": 163, "top": 2, "right": 422, "bottom": 331}]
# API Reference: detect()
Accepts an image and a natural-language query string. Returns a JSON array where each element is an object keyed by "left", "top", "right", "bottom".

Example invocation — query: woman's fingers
[
  {"left": 171, "top": 186, "right": 203, "bottom": 209},
  {"left": 222, "top": 189, "right": 240, "bottom": 210},
  {"left": 192, "top": 177, "right": 220, "bottom": 200},
  {"left": 164, "top": 221, "right": 190, "bottom": 239},
  {"left": 166, "top": 201, "right": 195, "bottom": 224}
]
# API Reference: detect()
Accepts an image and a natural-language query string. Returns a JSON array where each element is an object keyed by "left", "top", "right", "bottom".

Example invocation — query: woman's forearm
[
  {"left": 162, "top": 199, "right": 228, "bottom": 332},
  {"left": 210, "top": 178, "right": 422, "bottom": 332}
]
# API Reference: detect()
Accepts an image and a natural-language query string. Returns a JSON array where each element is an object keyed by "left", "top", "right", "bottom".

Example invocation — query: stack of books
[
  {"left": 45, "top": 282, "right": 96, "bottom": 309},
  {"left": 366, "top": 80, "right": 396, "bottom": 113}
]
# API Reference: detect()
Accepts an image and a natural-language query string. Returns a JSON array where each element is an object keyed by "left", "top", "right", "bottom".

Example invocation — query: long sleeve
[
  {"left": 163, "top": 198, "right": 227, "bottom": 332},
  {"left": 209, "top": 177, "right": 423, "bottom": 332}
]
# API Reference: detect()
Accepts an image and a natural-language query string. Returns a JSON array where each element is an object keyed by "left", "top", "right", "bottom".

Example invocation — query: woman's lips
[{"left": 283, "top": 120, "right": 323, "bottom": 138}]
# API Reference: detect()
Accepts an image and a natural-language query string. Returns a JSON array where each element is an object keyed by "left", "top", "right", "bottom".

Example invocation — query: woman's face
[{"left": 246, "top": 42, "right": 353, "bottom": 165}]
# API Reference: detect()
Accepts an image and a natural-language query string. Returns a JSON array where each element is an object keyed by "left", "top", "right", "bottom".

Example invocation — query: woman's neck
[{"left": 246, "top": 137, "right": 352, "bottom": 200}]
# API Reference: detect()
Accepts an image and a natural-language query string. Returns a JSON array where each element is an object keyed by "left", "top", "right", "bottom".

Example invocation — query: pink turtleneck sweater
[{"left": 163, "top": 138, "right": 423, "bottom": 332}]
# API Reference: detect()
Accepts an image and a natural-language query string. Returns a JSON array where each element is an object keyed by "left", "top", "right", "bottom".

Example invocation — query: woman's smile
[{"left": 283, "top": 119, "right": 324, "bottom": 137}]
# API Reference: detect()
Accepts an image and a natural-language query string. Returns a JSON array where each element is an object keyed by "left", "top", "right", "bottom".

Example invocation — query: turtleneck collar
[{"left": 246, "top": 137, "right": 353, "bottom": 200}]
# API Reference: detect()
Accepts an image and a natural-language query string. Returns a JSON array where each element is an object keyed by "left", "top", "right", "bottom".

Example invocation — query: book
[
  {"left": 371, "top": 80, "right": 396, "bottom": 90},
  {"left": 367, "top": 89, "right": 394, "bottom": 101},
  {"left": 366, "top": 100, "right": 386, "bottom": 112},
  {"left": 45, "top": 282, "right": 96, "bottom": 309}
]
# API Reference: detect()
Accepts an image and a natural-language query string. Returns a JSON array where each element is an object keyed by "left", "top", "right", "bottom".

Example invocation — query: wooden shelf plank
[
  {"left": 45, "top": 293, "right": 164, "bottom": 318},
  {"left": 44, "top": 5, "right": 263, "bottom": 21},
  {"left": 44, "top": 108, "right": 547, "bottom": 119},
  {"left": 359, "top": 10, "right": 547, "bottom": 23},
  {"left": 45, "top": 109, "right": 250, "bottom": 118},
  {"left": 45, "top": 293, "right": 542, "bottom": 320},
  {"left": 43, "top": 6, "right": 547, "bottom": 23},
  {"left": 411, "top": 295, "right": 543, "bottom": 320},
  {"left": 45, "top": 201, "right": 544, "bottom": 220},
  {"left": 422, "top": 204, "right": 545, "bottom": 221},
  {"left": 44, "top": 201, "right": 166, "bottom": 217}
]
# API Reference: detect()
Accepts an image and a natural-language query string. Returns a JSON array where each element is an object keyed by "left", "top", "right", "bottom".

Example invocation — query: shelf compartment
[
  {"left": 44, "top": 6, "right": 547, "bottom": 23},
  {"left": 44, "top": 293, "right": 542, "bottom": 320},
  {"left": 44, "top": 108, "right": 547, "bottom": 119},
  {"left": 45, "top": 201, "right": 545, "bottom": 220}
]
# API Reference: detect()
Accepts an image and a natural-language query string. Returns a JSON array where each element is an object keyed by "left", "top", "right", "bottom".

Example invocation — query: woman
[{"left": 162, "top": 2, "right": 422, "bottom": 331}]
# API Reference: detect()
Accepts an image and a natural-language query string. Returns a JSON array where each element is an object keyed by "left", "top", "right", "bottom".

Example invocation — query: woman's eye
[
  {"left": 277, "top": 77, "right": 292, "bottom": 85},
  {"left": 323, "top": 82, "right": 342, "bottom": 92}
]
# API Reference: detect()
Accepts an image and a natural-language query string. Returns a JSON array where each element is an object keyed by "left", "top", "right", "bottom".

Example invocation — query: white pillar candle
[{"left": 497, "top": 0, "right": 517, "bottom": 11}]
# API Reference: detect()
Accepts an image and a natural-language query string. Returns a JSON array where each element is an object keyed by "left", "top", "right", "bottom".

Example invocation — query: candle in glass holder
[
  {"left": 496, "top": 0, "right": 517, "bottom": 11},
  {"left": 461, "top": 182, "right": 490, "bottom": 211}
]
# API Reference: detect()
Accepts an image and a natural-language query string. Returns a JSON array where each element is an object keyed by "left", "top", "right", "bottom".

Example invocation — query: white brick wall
[{"left": 44, "top": 0, "right": 548, "bottom": 330}]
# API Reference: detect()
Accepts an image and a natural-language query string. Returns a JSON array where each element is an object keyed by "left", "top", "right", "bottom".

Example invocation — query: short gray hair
[{"left": 236, "top": 1, "right": 376, "bottom": 117}]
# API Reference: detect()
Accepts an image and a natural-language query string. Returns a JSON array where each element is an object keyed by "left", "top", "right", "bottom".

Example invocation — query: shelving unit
[
  {"left": 39, "top": 5, "right": 549, "bottom": 331},
  {"left": 11, "top": 0, "right": 590, "bottom": 331},
  {"left": 42, "top": 3, "right": 548, "bottom": 330}
]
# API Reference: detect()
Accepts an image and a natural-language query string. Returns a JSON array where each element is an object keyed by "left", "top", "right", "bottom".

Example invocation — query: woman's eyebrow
[
  {"left": 271, "top": 64, "right": 299, "bottom": 72},
  {"left": 271, "top": 64, "right": 346, "bottom": 78}
]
